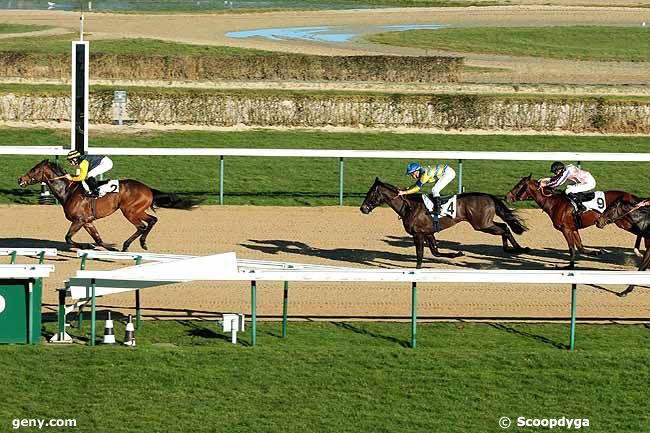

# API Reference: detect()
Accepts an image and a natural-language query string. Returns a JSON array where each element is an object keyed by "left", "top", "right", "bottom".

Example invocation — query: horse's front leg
[
  {"left": 414, "top": 234, "right": 425, "bottom": 269},
  {"left": 65, "top": 220, "right": 95, "bottom": 250},
  {"left": 426, "top": 234, "right": 463, "bottom": 258},
  {"left": 83, "top": 223, "right": 118, "bottom": 251},
  {"left": 620, "top": 246, "right": 650, "bottom": 297},
  {"left": 633, "top": 235, "right": 643, "bottom": 257},
  {"left": 559, "top": 229, "right": 578, "bottom": 269}
]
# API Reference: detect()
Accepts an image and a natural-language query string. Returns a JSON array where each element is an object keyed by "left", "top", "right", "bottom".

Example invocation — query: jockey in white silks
[{"left": 539, "top": 161, "right": 596, "bottom": 212}]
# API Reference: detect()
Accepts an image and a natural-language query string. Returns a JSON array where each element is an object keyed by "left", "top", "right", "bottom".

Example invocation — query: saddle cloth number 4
[{"left": 422, "top": 194, "right": 457, "bottom": 219}]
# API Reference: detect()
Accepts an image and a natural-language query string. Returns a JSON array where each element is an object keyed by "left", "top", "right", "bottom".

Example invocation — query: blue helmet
[{"left": 405, "top": 162, "right": 422, "bottom": 175}]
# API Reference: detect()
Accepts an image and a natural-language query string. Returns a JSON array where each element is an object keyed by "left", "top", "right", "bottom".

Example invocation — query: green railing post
[
  {"left": 339, "top": 157, "right": 344, "bottom": 206},
  {"left": 251, "top": 280, "right": 257, "bottom": 347},
  {"left": 10, "top": 250, "right": 16, "bottom": 264},
  {"left": 282, "top": 281, "right": 289, "bottom": 338},
  {"left": 570, "top": 283, "right": 577, "bottom": 351},
  {"left": 457, "top": 159, "right": 463, "bottom": 194},
  {"left": 219, "top": 156, "right": 224, "bottom": 205},
  {"left": 90, "top": 278, "right": 96, "bottom": 347},
  {"left": 78, "top": 253, "right": 88, "bottom": 329},
  {"left": 135, "top": 256, "right": 142, "bottom": 329},
  {"left": 411, "top": 281, "right": 417, "bottom": 349},
  {"left": 57, "top": 288, "right": 66, "bottom": 341}
]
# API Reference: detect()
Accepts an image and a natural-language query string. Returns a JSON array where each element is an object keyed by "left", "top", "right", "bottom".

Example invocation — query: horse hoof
[
  {"left": 140, "top": 243, "right": 148, "bottom": 251},
  {"left": 617, "top": 292, "right": 629, "bottom": 298},
  {"left": 455, "top": 251, "right": 464, "bottom": 257}
]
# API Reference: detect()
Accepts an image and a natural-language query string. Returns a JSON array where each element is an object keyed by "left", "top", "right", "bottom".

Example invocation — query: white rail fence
[
  {"left": 53, "top": 251, "right": 650, "bottom": 350},
  {"left": 3, "top": 145, "right": 650, "bottom": 205}
]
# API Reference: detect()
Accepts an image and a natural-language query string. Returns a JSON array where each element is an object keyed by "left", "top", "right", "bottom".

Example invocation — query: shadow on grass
[
  {"left": 489, "top": 323, "right": 569, "bottom": 350},
  {"left": 332, "top": 322, "right": 410, "bottom": 348}
]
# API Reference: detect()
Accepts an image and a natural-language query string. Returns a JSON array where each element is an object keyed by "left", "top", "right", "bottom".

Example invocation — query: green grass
[
  {"left": 1, "top": 321, "right": 648, "bottom": 433},
  {"left": 0, "top": 23, "right": 51, "bottom": 34},
  {"left": 3, "top": 128, "right": 650, "bottom": 206},
  {"left": 367, "top": 26, "right": 650, "bottom": 62},
  {"left": 0, "top": 34, "right": 271, "bottom": 56}
]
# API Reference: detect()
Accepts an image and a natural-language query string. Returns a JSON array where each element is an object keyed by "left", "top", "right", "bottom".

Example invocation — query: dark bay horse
[
  {"left": 18, "top": 159, "right": 199, "bottom": 251},
  {"left": 596, "top": 198, "right": 650, "bottom": 297},
  {"left": 360, "top": 178, "right": 528, "bottom": 268},
  {"left": 506, "top": 175, "right": 640, "bottom": 269}
]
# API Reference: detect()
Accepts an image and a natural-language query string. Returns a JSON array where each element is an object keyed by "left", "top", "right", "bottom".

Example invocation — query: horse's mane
[
  {"left": 376, "top": 180, "right": 425, "bottom": 203},
  {"left": 39, "top": 159, "right": 65, "bottom": 176}
]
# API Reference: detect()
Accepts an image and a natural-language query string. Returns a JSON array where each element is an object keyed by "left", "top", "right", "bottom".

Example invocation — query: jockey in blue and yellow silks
[
  {"left": 64, "top": 150, "right": 114, "bottom": 197},
  {"left": 398, "top": 162, "right": 456, "bottom": 215}
]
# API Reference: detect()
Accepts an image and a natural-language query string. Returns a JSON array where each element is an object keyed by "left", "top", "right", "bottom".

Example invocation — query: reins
[{"left": 605, "top": 199, "right": 650, "bottom": 224}]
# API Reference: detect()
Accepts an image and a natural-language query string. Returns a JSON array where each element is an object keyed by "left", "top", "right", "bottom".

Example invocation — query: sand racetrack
[{"left": 2, "top": 204, "right": 649, "bottom": 321}]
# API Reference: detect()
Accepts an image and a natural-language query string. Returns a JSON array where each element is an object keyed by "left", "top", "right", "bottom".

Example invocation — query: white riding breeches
[
  {"left": 431, "top": 167, "right": 456, "bottom": 197},
  {"left": 87, "top": 157, "right": 113, "bottom": 179},
  {"left": 565, "top": 175, "right": 596, "bottom": 194}
]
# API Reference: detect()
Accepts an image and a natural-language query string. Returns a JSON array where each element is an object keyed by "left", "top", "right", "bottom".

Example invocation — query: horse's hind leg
[
  {"left": 479, "top": 223, "right": 527, "bottom": 253},
  {"left": 138, "top": 214, "right": 158, "bottom": 250},
  {"left": 83, "top": 222, "right": 118, "bottom": 251},
  {"left": 121, "top": 212, "right": 149, "bottom": 252}
]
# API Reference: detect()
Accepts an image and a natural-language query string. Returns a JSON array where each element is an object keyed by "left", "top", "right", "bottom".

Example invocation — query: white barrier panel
[
  {"left": 0, "top": 248, "right": 58, "bottom": 257},
  {"left": 69, "top": 252, "right": 238, "bottom": 299},
  {"left": 0, "top": 265, "right": 55, "bottom": 278}
]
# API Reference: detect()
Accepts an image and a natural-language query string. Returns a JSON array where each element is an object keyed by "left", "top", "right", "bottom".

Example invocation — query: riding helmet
[
  {"left": 67, "top": 150, "right": 82, "bottom": 161},
  {"left": 405, "top": 162, "right": 422, "bottom": 175},
  {"left": 550, "top": 161, "right": 565, "bottom": 174}
]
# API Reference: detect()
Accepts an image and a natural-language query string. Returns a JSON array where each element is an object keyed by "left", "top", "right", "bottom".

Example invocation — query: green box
[{"left": 0, "top": 278, "right": 42, "bottom": 344}]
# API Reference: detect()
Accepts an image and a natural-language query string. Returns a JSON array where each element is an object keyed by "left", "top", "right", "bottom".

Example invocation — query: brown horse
[
  {"left": 596, "top": 198, "right": 650, "bottom": 297},
  {"left": 18, "top": 159, "right": 199, "bottom": 251},
  {"left": 506, "top": 175, "right": 640, "bottom": 269},
  {"left": 360, "top": 178, "right": 528, "bottom": 268}
]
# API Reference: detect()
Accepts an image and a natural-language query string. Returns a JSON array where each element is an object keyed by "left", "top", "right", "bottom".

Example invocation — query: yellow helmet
[{"left": 67, "top": 150, "right": 81, "bottom": 161}]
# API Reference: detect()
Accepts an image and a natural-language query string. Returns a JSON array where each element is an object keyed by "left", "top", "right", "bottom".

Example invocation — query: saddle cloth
[
  {"left": 95, "top": 180, "right": 120, "bottom": 198},
  {"left": 578, "top": 191, "right": 606, "bottom": 213},
  {"left": 422, "top": 194, "right": 457, "bottom": 219}
]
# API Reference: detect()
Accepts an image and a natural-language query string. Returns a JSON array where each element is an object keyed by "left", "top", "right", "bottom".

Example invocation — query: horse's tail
[
  {"left": 151, "top": 189, "right": 201, "bottom": 210},
  {"left": 492, "top": 195, "right": 528, "bottom": 235}
]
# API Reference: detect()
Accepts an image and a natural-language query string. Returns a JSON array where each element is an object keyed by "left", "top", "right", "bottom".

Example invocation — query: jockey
[
  {"left": 64, "top": 150, "right": 114, "bottom": 197},
  {"left": 539, "top": 161, "right": 596, "bottom": 213},
  {"left": 398, "top": 162, "right": 456, "bottom": 215}
]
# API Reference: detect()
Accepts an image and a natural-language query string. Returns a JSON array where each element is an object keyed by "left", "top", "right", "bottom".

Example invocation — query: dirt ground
[
  {"left": 2, "top": 5, "right": 650, "bottom": 85},
  {"left": 2, "top": 205, "right": 649, "bottom": 321}
]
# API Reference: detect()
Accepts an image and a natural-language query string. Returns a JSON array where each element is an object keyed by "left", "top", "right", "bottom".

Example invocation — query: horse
[
  {"left": 360, "top": 178, "right": 529, "bottom": 268},
  {"left": 596, "top": 198, "right": 650, "bottom": 297},
  {"left": 18, "top": 159, "right": 199, "bottom": 251},
  {"left": 505, "top": 175, "right": 640, "bottom": 269}
]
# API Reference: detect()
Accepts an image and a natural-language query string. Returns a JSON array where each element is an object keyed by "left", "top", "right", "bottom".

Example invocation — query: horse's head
[
  {"left": 18, "top": 159, "right": 63, "bottom": 187},
  {"left": 505, "top": 174, "right": 537, "bottom": 203},
  {"left": 360, "top": 177, "right": 399, "bottom": 214},
  {"left": 596, "top": 198, "right": 631, "bottom": 228}
]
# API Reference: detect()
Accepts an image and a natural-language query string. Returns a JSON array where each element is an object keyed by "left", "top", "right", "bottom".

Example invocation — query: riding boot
[
  {"left": 568, "top": 193, "right": 586, "bottom": 213},
  {"left": 86, "top": 177, "right": 99, "bottom": 197},
  {"left": 432, "top": 196, "right": 442, "bottom": 216}
]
